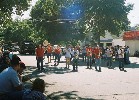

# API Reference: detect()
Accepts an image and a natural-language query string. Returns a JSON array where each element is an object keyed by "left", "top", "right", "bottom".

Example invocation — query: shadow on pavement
[
  {"left": 24, "top": 65, "right": 75, "bottom": 79},
  {"left": 101, "top": 59, "right": 139, "bottom": 69},
  {"left": 43, "top": 65, "right": 72, "bottom": 74},
  {"left": 24, "top": 57, "right": 139, "bottom": 80},
  {"left": 45, "top": 91, "right": 101, "bottom": 100},
  {"left": 24, "top": 68, "right": 45, "bottom": 78},
  {"left": 25, "top": 58, "right": 139, "bottom": 80},
  {"left": 78, "top": 58, "right": 139, "bottom": 69},
  {"left": 23, "top": 80, "right": 100, "bottom": 100}
]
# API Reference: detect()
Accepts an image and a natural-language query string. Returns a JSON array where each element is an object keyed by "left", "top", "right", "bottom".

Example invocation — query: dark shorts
[{"left": 47, "top": 53, "right": 51, "bottom": 58}]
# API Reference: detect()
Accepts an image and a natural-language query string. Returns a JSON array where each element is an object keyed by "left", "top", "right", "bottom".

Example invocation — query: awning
[{"left": 123, "top": 31, "right": 139, "bottom": 40}]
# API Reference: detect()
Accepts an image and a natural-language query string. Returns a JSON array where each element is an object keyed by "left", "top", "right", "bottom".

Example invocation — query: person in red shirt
[
  {"left": 86, "top": 44, "right": 93, "bottom": 69},
  {"left": 91, "top": 47, "right": 95, "bottom": 65},
  {"left": 94, "top": 45, "right": 102, "bottom": 72},
  {"left": 36, "top": 44, "right": 45, "bottom": 71},
  {"left": 54, "top": 45, "right": 61, "bottom": 66},
  {"left": 46, "top": 43, "right": 52, "bottom": 63}
]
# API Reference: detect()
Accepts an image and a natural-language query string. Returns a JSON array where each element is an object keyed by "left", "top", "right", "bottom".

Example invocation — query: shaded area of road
[{"left": 21, "top": 56, "right": 139, "bottom": 100}]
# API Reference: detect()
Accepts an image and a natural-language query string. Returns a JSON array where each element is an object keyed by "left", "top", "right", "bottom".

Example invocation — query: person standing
[
  {"left": 124, "top": 46, "right": 130, "bottom": 64},
  {"left": 126, "top": 46, "right": 130, "bottom": 64},
  {"left": 86, "top": 45, "right": 93, "bottom": 69},
  {"left": 94, "top": 45, "right": 102, "bottom": 72},
  {"left": 72, "top": 47, "right": 79, "bottom": 71},
  {"left": 81, "top": 46, "right": 87, "bottom": 62},
  {"left": 54, "top": 45, "right": 61, "bottom": 66},
  {"left": 36, "top": 44, "right": 45, "bottom": 71},
  {"left": 65, "top": 47, "right": 71, "bottom": 69},
  {"left": 118, "top": 47, "right": 125, "bottom": 71},
  {"left": 91, "top": 47, "right": 96, "bottom": 66},
  {"left": 115, "top": 45, "right": 120, "bottom": 60},
  {"left": 105, "top": 46, "right": 113, "bottom": 68},
  {"left": 46, "top": 43, "right": 52, "bottom": 63}
]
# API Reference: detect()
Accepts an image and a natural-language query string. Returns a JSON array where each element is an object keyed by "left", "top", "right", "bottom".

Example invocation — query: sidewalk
[{"left": 24, "top": 56, "right": 139, "bottom": 100}]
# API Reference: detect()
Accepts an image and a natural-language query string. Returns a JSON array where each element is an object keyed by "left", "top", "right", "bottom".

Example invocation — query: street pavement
[{"left": 19, "top": 55, "right": 139, "bottom": 100}]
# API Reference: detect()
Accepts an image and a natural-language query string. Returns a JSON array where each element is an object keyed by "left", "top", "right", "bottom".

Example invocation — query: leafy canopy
[
  {"left": 31, "top": 0, "right": 132, "bottom": 39},
  {"left": 0, "top": 0, "right": 31, "bottom": 28}
]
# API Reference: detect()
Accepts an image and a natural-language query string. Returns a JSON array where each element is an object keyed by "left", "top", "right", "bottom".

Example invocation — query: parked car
[
  {"left": 19, "top": 41, "right": 35, "bottom": 55},
  {"left": 2, "top": 44, "right": 11, "bottom": 51},
  {"left": 11, "top": 43, "right": 20, "bottom": 52}
]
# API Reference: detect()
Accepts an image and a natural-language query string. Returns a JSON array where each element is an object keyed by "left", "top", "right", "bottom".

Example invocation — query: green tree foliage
[
  {"left": 135, "top": 24, "right": 139, "bottom": 30},
  {"left": 30, "top": 0, "right": 85, "bottom": 44},
  {"left": 76, "top": 0, "right": 133, "bottom": 43},
  {"left": 0, "top": 0, "right": 31, "bottom": 28},
  {"left": 2, "top": 19, "right": 46, "bottom": 45},
  {"left": 31, "top": 0, "right": 133, "bottom": 44},
  {"left": 3, "top": 20, "right": 33, "bottom": 43}
]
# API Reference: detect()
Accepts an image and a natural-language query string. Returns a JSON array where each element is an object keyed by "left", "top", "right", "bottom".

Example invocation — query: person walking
[{"left": 36, "top": 44, "right": 45, "bottom": 71}]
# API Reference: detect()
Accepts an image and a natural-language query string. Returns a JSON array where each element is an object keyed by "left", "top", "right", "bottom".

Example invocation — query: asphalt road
[{"left": 18, "top": 53, "right": 139, "bottom": 100}]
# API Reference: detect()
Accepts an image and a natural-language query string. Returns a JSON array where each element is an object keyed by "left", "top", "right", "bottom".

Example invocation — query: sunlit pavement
[{"left": 19, "top": 54, "right": 139, "bottom": 100}]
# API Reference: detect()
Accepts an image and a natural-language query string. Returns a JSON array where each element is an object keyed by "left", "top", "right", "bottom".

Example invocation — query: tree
[
  {"left": 30, "top": 0, "right": 85, "bottom": 44},
  {"left": 80, "top": 0, "right": 133, "bottom": 44},
  {"left": 30, "top": 0, "right": 133, "bottom": 44},
  {"left": 135, "top": 24, "right": 139, "bottom": 30},
  {"left": 30, "top": 0, "right": 65, "bottom": 43},
  {"left": 3, "top": 19, "right": 35, "bottom": 44},
  {"left": 0, "top": 0, "right": 31, "bottom": 28}
]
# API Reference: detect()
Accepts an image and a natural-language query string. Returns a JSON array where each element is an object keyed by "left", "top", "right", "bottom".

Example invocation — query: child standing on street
[{"left": 72, "top": 51, "right": 79, "bottom": 71}]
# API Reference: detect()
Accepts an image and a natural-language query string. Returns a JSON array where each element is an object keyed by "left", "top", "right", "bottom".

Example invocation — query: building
[
  {"left": 82, "top": 31, "right": 125, "bottom": 48},
  {"left": 112, "top": 39, "right": 125, "bottom": 47},
  {"left": 123, "top": 31, "right": 139, "bottom": 56}
]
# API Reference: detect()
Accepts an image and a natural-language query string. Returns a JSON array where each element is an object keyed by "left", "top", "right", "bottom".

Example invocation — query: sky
[
  {"left": 13, "top": 0, "right": 139, "bottom": 27},
  {"left": 12, "top": 0, "right": 37, "bottom": 20},
  {"left": 126, "top": 0, "right": 139, "bottom": 26}
]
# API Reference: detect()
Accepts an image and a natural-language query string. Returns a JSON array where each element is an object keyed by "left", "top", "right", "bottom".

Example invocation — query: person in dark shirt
[
  {"left": 0, "top": 56, "right": 11, "bottom": 73},
  {"left": 22, "top": 78, "right": 46, "bottom": 100}
]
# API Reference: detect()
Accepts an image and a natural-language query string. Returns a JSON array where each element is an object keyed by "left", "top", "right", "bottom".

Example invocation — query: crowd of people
[
  {"left": 0, "top": 43, "right": 131, "bottom": 99},
  {"left": 36, "top": 43, "right": 130, "bottom": 72}
]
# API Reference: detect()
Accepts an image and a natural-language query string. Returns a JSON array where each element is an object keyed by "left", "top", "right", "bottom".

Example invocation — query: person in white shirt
[
  {"left": 118, "top": 47, "right": 125, "bottom": 71},
  {"left": 65, "top": 47, "right": 71, "bottom": 69},
  {"left": 105, "top": 46, "right": 113, "bottom": 68}
]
